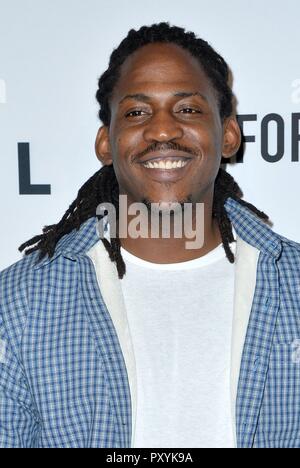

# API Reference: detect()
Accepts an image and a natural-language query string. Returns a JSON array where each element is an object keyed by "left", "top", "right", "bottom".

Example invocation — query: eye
[
  {"left": 177, "top": 107, "right": 202, "bottom": 114},
  {"left": 125, "top": 109, "right": 148, "bottom": 118}
]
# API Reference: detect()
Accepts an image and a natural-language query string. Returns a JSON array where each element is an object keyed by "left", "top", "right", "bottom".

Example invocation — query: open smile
[{"left": 137, "top": 156, "right": 194, "bottom": 182}]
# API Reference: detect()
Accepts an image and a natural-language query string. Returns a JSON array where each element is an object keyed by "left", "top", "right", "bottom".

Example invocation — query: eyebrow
[{"left": 118, "top": 91, "right": 208, "bottom": 105}]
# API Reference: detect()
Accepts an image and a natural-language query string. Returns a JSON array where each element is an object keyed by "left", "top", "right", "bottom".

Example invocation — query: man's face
[{"left": 96, "top": 42, "right": 240, "bottom": 208}]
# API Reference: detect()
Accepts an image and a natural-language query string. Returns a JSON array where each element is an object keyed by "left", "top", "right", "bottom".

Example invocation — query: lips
[{"left": 136, "top": 152, "right": 193, "bottom": 164}]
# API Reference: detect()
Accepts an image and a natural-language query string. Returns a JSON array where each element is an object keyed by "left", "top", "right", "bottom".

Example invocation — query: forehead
[{"left": 111, "top": 42, "right": 216, "bottom": 102}]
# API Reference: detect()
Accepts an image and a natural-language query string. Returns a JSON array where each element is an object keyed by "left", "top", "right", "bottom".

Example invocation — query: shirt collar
[
  {"left": 224, "top": 197, "right": 282, "bottom": 258},
  {"left": 33, "top": 196, "right": 282, "bottom": 270}
]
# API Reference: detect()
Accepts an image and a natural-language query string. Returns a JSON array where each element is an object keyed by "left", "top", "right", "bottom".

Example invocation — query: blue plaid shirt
[{"left": 1, "top": 197, "right": 300, "bottom": 448}]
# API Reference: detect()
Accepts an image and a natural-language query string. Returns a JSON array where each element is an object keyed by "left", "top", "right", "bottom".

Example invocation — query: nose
[{"left": 143, "top": 109, "right": 184, "bottom": 143}]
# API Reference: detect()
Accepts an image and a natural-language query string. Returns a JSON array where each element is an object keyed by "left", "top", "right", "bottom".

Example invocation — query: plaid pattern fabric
[
  {"left": 225, "top": 198, "right": 300, "bottom": 448},
  {"left": 1, "top": 196, "right": 300, "bottom": 448}
]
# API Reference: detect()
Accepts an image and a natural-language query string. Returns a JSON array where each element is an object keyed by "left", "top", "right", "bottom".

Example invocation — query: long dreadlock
[{"left": 19, "top": 22, "right": 269, "bottom": 279}]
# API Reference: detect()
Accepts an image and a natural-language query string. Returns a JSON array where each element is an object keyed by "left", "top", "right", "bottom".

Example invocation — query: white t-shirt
[{"left": 120, "top": 241, "right": 236, "bottom": 448}]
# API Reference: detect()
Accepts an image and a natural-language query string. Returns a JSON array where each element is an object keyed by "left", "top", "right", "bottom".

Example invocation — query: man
[{"left": 1, "top": 22, "right": 300, "bottom": 448}]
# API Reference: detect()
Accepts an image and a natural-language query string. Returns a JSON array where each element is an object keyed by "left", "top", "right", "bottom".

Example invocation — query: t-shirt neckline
[{"left": 120, "top": 240, "right": 236, "bottom": 271}]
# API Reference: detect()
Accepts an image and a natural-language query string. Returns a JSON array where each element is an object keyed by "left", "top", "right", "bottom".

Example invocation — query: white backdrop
[{"left": 0, "top": 0, "right": 299, "bottom": 271}]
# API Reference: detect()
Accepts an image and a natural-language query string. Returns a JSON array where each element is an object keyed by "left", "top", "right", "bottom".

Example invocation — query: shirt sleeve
[{"left": 0, "top": 307, "right": 41, "bottom": 447}]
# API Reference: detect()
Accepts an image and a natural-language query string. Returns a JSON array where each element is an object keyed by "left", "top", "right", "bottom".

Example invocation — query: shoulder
[
  {"left": 271, "top": 231, "right": 300, "bottom": 281},
  {"left": 278, "top": 232, "right": 300, "bottom": 259},
  {"left": 279, "top": 233, "right": 300, "bottom": 250},
  {"left": 0, "top": 250, "right": 42, "bottom": 303},
  {"left": 0, "top": 251, "right": 42, "bottom": 348}
]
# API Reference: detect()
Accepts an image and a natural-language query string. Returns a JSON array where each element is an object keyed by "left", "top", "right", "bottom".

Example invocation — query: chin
[{"left": 141, "top": 195, "right": 193, "bottom": 213}]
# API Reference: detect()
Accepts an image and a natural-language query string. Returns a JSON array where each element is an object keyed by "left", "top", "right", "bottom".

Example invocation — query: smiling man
[
  {"left": 95, "top": 38, "right": 240, "bottom": 265},
  {"left": 1, "top": 22, "right": 300, "bottom": 449}
]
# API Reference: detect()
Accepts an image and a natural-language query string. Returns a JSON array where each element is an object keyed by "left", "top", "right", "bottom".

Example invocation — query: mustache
[{"left": 134, "top": 141, "right": 200, "bottom": 159}]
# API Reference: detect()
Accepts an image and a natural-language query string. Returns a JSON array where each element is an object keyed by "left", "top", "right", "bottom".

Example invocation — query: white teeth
[{"left": 143, "top": 159, "right": 189, "bottom": 169}]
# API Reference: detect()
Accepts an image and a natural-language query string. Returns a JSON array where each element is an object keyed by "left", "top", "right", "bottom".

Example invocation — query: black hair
[{"left": 19, "top": 22, "right": 269, "bottom": 279}]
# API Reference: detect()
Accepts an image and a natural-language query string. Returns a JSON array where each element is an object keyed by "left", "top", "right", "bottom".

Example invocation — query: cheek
[
  {"left": 109, "top": 134, "right": 142, "bottom": 191},
  {"left": 111, "top": 126, "right": 142, "bottom": 162},
  {"left": 187, "top": 127, "right": 222, "bottom": 181},
  {"left": 188, "top": 121, "right": 220, "bottom": 152}
]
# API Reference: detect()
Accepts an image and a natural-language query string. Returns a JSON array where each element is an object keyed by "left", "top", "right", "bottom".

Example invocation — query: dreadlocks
[{"left": 19, "top": 22, "right": 269, "bottom": 279}]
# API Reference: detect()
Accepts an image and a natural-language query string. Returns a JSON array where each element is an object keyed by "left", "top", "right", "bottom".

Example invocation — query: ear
[
  {"left": 95, "top": 126, "right": 113, "bottom": 165},
  {"left": 221, "top": 116, "right": 241, "bottom": 159}
]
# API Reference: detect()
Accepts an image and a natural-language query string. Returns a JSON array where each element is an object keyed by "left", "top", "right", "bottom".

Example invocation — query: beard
[{"left": 141, "top": 194, "right": 194, "bottom": 217}]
